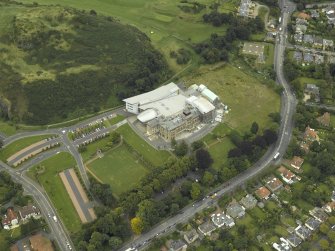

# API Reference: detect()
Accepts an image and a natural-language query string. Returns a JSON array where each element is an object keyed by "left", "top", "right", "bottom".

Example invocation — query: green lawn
[
  {"left": 0, "top": 120, "right": 17, "bottom": 136},
  {"left": 0, "top": 135, "right": 55, "bottom": 161},
  {"left": 88, "top": 144, "right": 148, "bottom": 196},
  {"left": 208, "top": 138, "right": 235, "bottom": 170},
  {"left": 27, "top": 152, "right": 81, "bottom": 233},
  {"left": 104, "top": 114, "right": 125, "bottom": 128},
  {"left": 183, "top": 63, "right": 280, "bottom": 132},
  {"left": 116, "top": 124, "right": 170, "bottom": 167}
]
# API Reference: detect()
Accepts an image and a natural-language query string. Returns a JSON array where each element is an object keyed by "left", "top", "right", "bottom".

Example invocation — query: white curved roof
[
  {"left": 137, "top": 109, "right": 158, "bottom": 123},
  {"left": 187, "top": 96, "right": 215, "bottom": 114},
  {"left": 201, "top": 88, "right": 218, "bottom": 103}
]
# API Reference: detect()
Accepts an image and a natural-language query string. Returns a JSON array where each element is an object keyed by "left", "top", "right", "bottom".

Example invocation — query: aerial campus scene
[{"left": 1, "top": 0, "right": 335, "bottom": 251}]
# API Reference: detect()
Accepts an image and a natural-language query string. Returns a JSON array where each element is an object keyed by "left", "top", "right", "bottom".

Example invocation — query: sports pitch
[{"left": 87, "top": 144, "right": 148, "bottom": 196}]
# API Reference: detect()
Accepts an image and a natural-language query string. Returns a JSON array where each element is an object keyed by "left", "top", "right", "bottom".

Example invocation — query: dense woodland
[
  {"left": 0, "top": 2, "right": 170, "bottom": 124},
  {"left": 195, "top": 12, "right": 264, "bottom": 64}
]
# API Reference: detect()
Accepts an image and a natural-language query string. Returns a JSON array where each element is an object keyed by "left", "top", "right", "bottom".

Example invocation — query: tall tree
[{"left": 195, "top": 149, "right": 213, "bottom": 169}]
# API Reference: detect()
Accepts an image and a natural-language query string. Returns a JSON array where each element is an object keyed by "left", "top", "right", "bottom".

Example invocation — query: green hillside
[{"left": 0, "top": 1, "right": 169, "bottom": 124}]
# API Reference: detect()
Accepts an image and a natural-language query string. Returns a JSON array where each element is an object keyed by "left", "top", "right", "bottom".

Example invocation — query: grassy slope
[
  {"left": 116, "top": 124, "right": 170, "bottom": 167},
  {"left": 18, "top": 0, "right": 226, "bottom": 72},
  {"left": 27, "top": 152, "right": 81, "bottom": 233},
  {"left": 0, "top": 135, "right": 54, "bottom": 161},
  {"left": 88, "top": 144, "right": 148, "bottom": 196},
  {"left": 183, "top": 64, "right": 280, "bottom": 132}
]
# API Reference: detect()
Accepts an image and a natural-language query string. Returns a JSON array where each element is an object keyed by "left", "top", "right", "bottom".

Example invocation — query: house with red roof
[{"left": 1, "top": 208, "right": 19, "bottom": 230}]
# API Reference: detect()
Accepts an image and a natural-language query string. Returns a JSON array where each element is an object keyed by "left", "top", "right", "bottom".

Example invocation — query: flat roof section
[
  {"left": 123, "top": 82, "right": 179, "bottom": 105},
  {"left": 140, "top": 94, "right": 187, "bottom": 118}
]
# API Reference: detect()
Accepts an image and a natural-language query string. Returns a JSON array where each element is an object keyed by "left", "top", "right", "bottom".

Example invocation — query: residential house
[
  {"left": 329, "top": 56, "right": 335, "bottom": 64},
  {"left": 226, "top": 201, "right": 245, "bottom": 218},
  {"left": 295, "top": 24, "right": 307, "bottom": 34},
  {"left": 265, "top": 175, "right": 283, "bottom": 192},
  {"left": 255, "top": 186, "right": 271, "bottom": 200},
  {"left": 287, "top": 233, "right": 302, "bottom": 248},
  {"left": 323, "top": 201, "right": 335, "bottom": 213},
  {"left": 305, "top": 217, "right": 321, "bottom": 231},
  {"left": 303, "top": 34, "right": 314, "bottom": 44},
  {"left": 314, "top": 54, "right": 324, "bottom": 64},
  {"left": 296, "top": 18, "right": 308, "bottom": 25},
  {"left": 310, "top": 10, "right": 320, "bottom": 18},
  {"left": 240, "top": 194, "right": 257, "bottom": 209},
  {"left": 323, "top": 39, "right": 334, "bottom": 50},
  {"left": 198, "top": 221, "right": 216, "bottom": 236},
  {"left": 273, "top": 238, "right": 292, "bottom": 251},
  {"left": 169, "top": 239, "right": 187, "bottom": 251},
  {"left": 304, "top": 84, "right": 320, "bottom": 102},
  {"left": 293, "top": 51, "right": 303, "bottom": 62},
  {"left": 2, "top": 208, "right": 19, "bottom": 230},
  {"left": 317, "top": 112, "right": 331, "bottom": 127},
  {"left": 326, "top": 9, "right": 335, "bottom": 21},
  {"left": 290, "top": 156, "right": 304, "bottom": 170},
  {"left": 239, "top": 0, "right": 252, "bottom": 17},
  {"left": 294, "top": 33, "right": 303, "bottom": 43},
  {"left": 303, "top": 126, "right": 320, "bottom": 142},
  {"left": 277, "top": 166, "right": 296, "bottom": 184},
  {"left": 297, "top": 12, "right": 311, "bottom": 20},
  {"left": 295, "top": 225, "right": 312, "bottom": 240},
  {"left": 183, "top": 229, "right": 199, "bottom": 244},
  {"left": 223, "top": 214, "right": 235, "bottom": 228},
  {"left": 211, "top": 213, "right": 225, "bottom": 228},
  {"left": 309, "top": 207, "right": 328, "bottom": 222},
  {"left": 19, "top": 205, "right": 41, "bottom": 221},
  {"left": 313, "top": 37, "right": 323, "bottom": 48},
  {"left": 303, "top": 52, "right": 314, "bottom": 63}
]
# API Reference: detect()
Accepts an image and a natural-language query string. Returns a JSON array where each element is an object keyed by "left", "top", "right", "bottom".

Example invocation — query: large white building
[{"left": 123, "top": 83, "right": 220, "bottom": 141}]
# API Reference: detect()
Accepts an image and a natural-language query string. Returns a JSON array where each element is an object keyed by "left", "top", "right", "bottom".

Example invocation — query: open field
[
  {"left": 18, "top": 0, "right": 226, "bottom": 72},
  {"left": 116, "top": 124, "right": 171, "bottom": 167},
  {"left": 87, "top": 144, "right": 148, "bottom": 196},
  {"left": 183, "top": 63, "right": 280, "bottom": 132},
  {"left": 0, "top": 135, "right": 54, "bottom": 161},
  {"left": 207, "top": 139, "right": 235, "bottom": 170},
  {"left": 27, "top": 152, "right": 81, "bottom": 233}
]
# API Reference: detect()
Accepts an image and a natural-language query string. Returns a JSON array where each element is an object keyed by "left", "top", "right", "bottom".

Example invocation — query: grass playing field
[
  {"left": 87, "top": 144, "right": 148, "bottom": 196},
  {"left": 27, "top": 152, "right": 82, "bottom": 233},
  {"left": 116, "top": 124, "right": 171, "bottom": 167},
  {"left": 0, "top": 135, "right": 55, "bottom": 161},
  {"left": 183, "top": 63, "right": 280, "bottom": 133}
]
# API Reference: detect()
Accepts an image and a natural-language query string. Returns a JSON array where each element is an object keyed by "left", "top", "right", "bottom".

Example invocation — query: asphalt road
[
  {"left": 0, "top": 161, "right": 74, "bottom": 251},
  {"left": 119, "top": 1, "right": 297, "bottom": 250}
]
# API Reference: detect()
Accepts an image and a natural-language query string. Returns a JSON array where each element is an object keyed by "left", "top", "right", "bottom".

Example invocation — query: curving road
[
  {"left": 119, "top": 1, "right": 297, "bottom": 250},
  {"left": 0, "top": 160, "right": 74, "bottom": 251}
]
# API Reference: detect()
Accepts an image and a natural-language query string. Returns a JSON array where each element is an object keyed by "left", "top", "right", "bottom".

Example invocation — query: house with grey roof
[
  {"left": 198, "top": 221, "right": 216, "bottom": 236},
  {"left": 226, "top": 201, "right": 245, "bottom": 218},
  {"left": 287, "top": 234, "right": 302, "bottom": 248},
  {"left": 183, "top": 229, "right": 199, "bottom": 244},
  {"left": 310, "top": 10, "right": 320, "bottom": 18},
  {"left": 303, "top": 34, "right": 314, "bottom": 44},
  {"left": 313, "top": 37, "right": 323, "bottom": 48},
  {"left": 303, "top": 52, "right": 314, "bottom": 63},
  {"left": 305, "top": 217, "right": 321, "bottom": 231},
  {"left": 293, "top": 51, "right": 303, "bottom": 62},
  {"left": 296, "top": 18, "right": 308, "bottom": 25},
  {"left": 169, "top": 239, "right": 187, "bottom": 251},
  {"left": 273, "top": 238, "right": 292, "bottom": 251},
  {"left": 323, "top": 39, "right": 334, "bottom": 49},
  {"left": 295, "top": 225, "right": 312, "bottom": 240},
  {"left": 294, "top": 33, "right": 303, "bottom": 43},
  {"left": 240, "top": 194, "right": 257, "bottom": 209},
  {"left": 211, "top": 213, "right": 225, "bottom": 228},
  {"left": 295, "top": 24, "right": 307, "bottom": 34},
  {"left": 315, "top": 54, "right": 324, "bottom": 64},
  {"left": 309, "top": 207, "right": 328, "bottom": 222}
]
